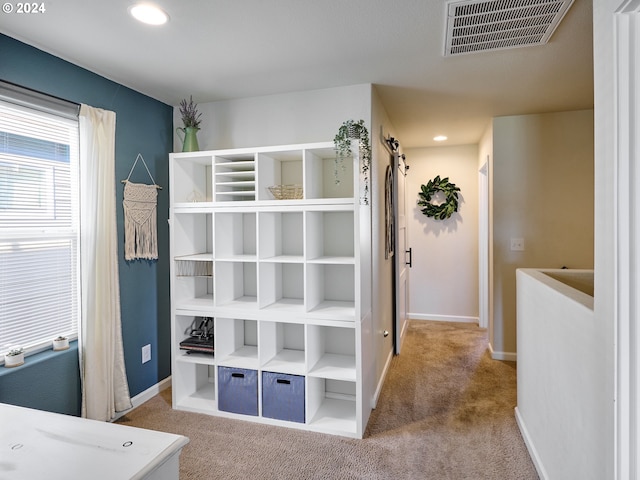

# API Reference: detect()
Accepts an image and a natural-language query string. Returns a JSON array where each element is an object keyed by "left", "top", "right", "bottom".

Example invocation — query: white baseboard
[
  {"left": 399, "top": 319, "right": 409, "bottom": 349},
  {"left": 112, "top": 376, "right": 172, "bottom": 421},
  {"left": 488, "top": 343, "right": 517, "bottom": 362},
  {"left": 409, "top": 313, "right": 479, "bottom": 324},
  {"left": 371, "top": 349, "right": 394, "bottom": 409},
  {"left": 515, "top": 407, "right": 548, "bottom": 480}
]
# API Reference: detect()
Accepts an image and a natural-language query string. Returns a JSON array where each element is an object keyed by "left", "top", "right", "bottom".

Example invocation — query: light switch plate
[{"left": 142, "top": 344, "right": 151, "bottom": 363}]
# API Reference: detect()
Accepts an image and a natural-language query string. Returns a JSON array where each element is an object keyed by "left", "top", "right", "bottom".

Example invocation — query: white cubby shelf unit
[{"left": 169, "top": 142, "right": 372, "bottom": 438}]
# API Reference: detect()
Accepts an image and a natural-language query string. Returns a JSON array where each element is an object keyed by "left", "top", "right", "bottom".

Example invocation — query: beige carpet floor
[{"left": 117, "top": 321, "right": 539, "bottom": 479}]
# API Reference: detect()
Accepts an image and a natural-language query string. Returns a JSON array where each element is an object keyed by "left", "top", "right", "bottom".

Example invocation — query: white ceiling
[{"left": 0, "top": 0, "right": 593, "bottom": 148}]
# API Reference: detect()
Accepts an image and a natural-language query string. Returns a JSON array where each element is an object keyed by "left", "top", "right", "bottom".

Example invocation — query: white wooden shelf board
[
  {"left": 215, "top": 255, "right": 257, "bottom": 262},
  {"left": 175, "top": 253, "right": 214, "bottom": 261},
  {"left": 307, "top": 256, "right": 355, "bottom": 265},
  {"left": 218, "top": 345, "right": 259, "bottom": 369},
  {"left": 303, "top": 199, "right": 355, "bottom": 209},
  {"left": 261, "top": 298, "right": 305, "bottom": 313},
  {"left": 175, "top": 351, "right": 215, "bottom": 366},
  {"left": 215, "top": 171, "right": 255, "bottom": 178},
  {"left": 216, "top": 181, "right": 256, "bottom": 187},
  {"left": 307, "top": 301, "right": 355, "bottom": 320},
  {"left": 243, "top": 198, "right": 356, "bottom": 208},
  {"left": 215, "top": 296, "right": 259, "bottom": 310},
  {"left": 260, "top": 255, "right": 304, "bottom": 263},
  {"left": 262, "top": 349, "right": 305, "bottom": 375},
  {"left": 216, "top": 191, "right": 256, "bottom": 197},
  {"left": 176, "top": 296, "right": 214, "bottom": 312},
  {"left": 176, "top": 383, "right": 216, "bottom": 412},
  {"left": 172, "top": 151, "right": 214, "bottom": 161},
  {"left": 308, "top": 353, "right": 356, "bottom": 381},
  {"left": 309, "top": 397, "right": 357, "bottom": 434},
  {"left": 172, "top": 201, "right": 215, "bottom": 209},
  {"left": 216, "top": 160, "right": 255, "bottom": 170}
]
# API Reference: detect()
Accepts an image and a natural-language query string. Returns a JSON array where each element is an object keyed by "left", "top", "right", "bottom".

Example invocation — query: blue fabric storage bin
[
  {"left": 218, "top": 366, "right": 258, "bottom": 416},
  {"left": 262, "top": 371, "right": 305, "bottom": 423}
]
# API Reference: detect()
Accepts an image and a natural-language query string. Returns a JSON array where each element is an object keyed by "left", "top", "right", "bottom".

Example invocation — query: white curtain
[{"left": 78, "top": 104, "right": 132, "bottom": 421}]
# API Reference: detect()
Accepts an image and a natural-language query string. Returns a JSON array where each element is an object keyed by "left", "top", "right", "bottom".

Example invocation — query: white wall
[
  {"left": 593, "top": 2, "right": 628, "bottom": 476},
  {"left": 173, "top": 84, "right": 371, "bottom": 151},
  {"left": 404, "top": 144, "right": 479, "bottom": 322},
  {"left": 370, "top": 87, "right": 396, "bottom": 400},
  {"left": 478, "top": 122, "right": 493, "bottom": 333},
  {"left": 515, "top": 268, "right": 601, "bottom": 480},
  {"left": 491, "top": 110, "right": 594, "bottom": 358}
]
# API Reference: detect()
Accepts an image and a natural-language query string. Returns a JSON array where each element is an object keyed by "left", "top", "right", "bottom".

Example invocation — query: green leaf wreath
[{"left": 418, "top": 175, "right": 461, "bottom": 220}]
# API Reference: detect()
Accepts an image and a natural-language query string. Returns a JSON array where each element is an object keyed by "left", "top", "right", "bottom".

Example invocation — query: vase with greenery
[
  {"left": 177, "top": 96, "right": 202, "bottom": 152},
  {"left": 4, "top": 346, "right": 24, "bottom": 368},
  {"left": 334, "top": 119, "right": 372, "bottom": 205}
]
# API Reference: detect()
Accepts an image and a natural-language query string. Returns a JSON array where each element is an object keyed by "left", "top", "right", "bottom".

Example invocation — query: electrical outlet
[
  {"left": 510, "top": 237, "right": 525, "bottom": 251},
  {"left": 142, "top": 344, "right": 151, "bottom": 364}
]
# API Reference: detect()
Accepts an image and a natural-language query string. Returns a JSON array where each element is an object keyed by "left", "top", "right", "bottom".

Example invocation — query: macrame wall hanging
[{"left": 121, "top": 154, "right": 161, "bottom": 261}]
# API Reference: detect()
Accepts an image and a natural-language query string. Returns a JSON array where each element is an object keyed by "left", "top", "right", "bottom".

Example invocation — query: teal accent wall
[{"left": 0, "top": 34, "right": 173, "bottom": 414}]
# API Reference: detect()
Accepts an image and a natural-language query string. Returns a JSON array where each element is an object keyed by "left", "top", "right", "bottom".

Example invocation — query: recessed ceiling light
[
  {"left": 129, "top": 3, "right": 169, "bottom": 25},
  {"left": 434, "top": 135, "right": 448, "bottom": 142}
]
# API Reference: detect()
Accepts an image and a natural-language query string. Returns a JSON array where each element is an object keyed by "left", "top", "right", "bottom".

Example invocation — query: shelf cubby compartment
[
  {"left": 307, "top": 326, "right": 357, "bottom": 434},
  {"left": 172, "top": 212, "right": 214, "bottom": 312},
  {"left": 216, "top": 318, "right": 259, "bottom": 370},
  {"left": 174, "top": 315, "right": 215, "bottom": 364},
  {"left": 306, "top": 324, "right": 358, "bottom": 435},
  {"left": 307, "top": 325, "right": 356, "bottom": 381},
  {"left": 306, "top": 211, "right": 355, "bottom": 263},
  {"left": 258, "top": 211, "right": 304, "bottom": 262},
  {"left": 304, "top": 147, "right": 353, "bottom": 200},
  {"left": 172, "top": 361, "right": 216, "bottom": 413},
  {"left": 305, "top": 264, "right": 355, "bottom": 319},
  {"left": 173, "top": 275, "right": 214, "bottom": 313},
  {"left": 258, "top": 150, "right": 303, "bottom": 201},
  {"left": 171, "top": 154, "right": 213, "bottom": 205},
  {"left": 214, "top": 212, "right": 257, "bottom": 261},
  {"left": 307, "top": 378, "right": 357, "bottom": 436},
  {"left": 214, "top": 153, "right": 256, "bottom": 202},
  {"left": 172, "top": 211, "right": 213, "bottom": 258},
  {"left": 259, "top": 263, "right": 304, "bottom": 312},
  {"left": 214, "top": 261, "right": 258, "bottom": 309},
  {"left": 260, "top": 321, "right": 305, "bottom": 375}
]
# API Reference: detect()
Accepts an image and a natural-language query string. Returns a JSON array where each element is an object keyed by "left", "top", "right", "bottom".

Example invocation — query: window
[{"left": 0, "top": 85, "right": 80, "bottom": 359}]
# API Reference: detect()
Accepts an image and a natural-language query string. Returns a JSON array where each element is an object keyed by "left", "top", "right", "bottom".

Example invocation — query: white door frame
[
  {"left": 597, "top": 1, "right": 640, "bottom": 478},
  {"left": 478, "top": 160, "right": 489, "bottom": 330}
]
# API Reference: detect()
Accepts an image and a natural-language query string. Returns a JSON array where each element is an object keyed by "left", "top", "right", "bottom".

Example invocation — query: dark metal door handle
[{"left": 406, "top": 248, "right": 412, "bottom": 268}]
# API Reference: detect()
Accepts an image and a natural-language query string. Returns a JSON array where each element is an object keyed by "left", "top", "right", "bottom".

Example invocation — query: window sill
[{"left": 0, "top": 341, "right": 77, "bottom": 376}]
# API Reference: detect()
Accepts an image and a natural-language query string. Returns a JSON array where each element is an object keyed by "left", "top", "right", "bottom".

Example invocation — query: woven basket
[{"left": 268, "top": 184, "right": 303, "bottom": 200}]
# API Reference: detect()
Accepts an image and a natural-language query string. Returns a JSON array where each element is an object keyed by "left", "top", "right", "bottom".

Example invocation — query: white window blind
[{"left": 0, "top": 97, "right": 80, "bottom": 358}]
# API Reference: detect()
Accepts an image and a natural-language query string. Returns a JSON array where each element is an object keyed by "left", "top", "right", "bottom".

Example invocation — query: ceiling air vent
[{"left": 444, "top": 0, "right": 574, "bottom": 56}]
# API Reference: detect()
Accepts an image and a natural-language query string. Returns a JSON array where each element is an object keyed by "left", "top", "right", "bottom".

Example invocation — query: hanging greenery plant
[
  {"left": 418, "top": 175, "right": 461, "bottom": 220},
  {"left": 334, "top": 119, "right": 372, "bottom": 205}
]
